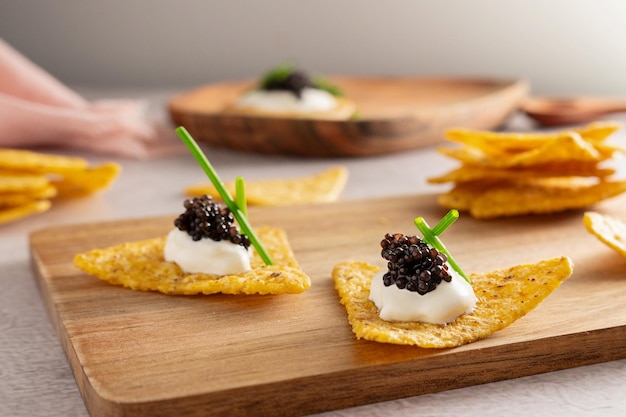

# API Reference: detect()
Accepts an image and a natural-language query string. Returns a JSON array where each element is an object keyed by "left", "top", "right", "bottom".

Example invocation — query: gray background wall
[{"left": 2, "top": 0, "right": 626, "bottom": 95}]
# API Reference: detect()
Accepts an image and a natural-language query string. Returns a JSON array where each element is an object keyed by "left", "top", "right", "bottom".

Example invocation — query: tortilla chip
[
  {"left": 436, "top": 182, "right": 481, "bottom": 211},
  {"left": 0, "top": 185, "right": 57, "bottom": 207},
  {"left": 583, "top": 211, "right": 626, "bottom": 258},
  {"left": 73, "top": 226, "right": 311, "bottom": 295},
  {"left": 333, "top": 257, "right": 573, "bottom": 348},
  {"left": 593, "top": 142, "right": 626, "bottom": 159},
  {"left": 427, "top": 163, "right": 615, "bottom": 184},
  {"left": 439, "top": 179, "right": 626, "bottom": 219},
  {"left": 440, "top": 133, "right": 603, "bottom": 168},
  {"left": 0, "top": 199, "right": 51, "bottom": 224},
  {"left": 0, "top": 148, "right": 88, "bottom": 175},
  {"left": 51, "top": 162, "right": 122, "bottom": 198},
  {"left": 0, "top": 174, "right": 50, "bottom": 193},
  {"left": 186, "top": 166, "right": 348, "bottom": 205},
  {"left": 446, "top": 121, "right": 621, "bottom": 155},
  {"left": 574, "top": 121, "right": 622, "bottom": 142}
]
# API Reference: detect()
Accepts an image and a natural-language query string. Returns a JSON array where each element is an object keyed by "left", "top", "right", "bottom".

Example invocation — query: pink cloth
[{"left": 0, "top": 39, "right": 183, "bottom": 158}]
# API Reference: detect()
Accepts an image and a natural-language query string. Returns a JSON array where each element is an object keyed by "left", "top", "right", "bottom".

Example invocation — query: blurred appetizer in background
[{"left": 223, "top": 63, "right": 356, "bottom": 120}]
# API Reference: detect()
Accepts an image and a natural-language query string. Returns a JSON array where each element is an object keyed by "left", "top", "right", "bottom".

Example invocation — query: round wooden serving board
[{"left": 168, "top": 77, "right": 529, "bottom": 157}]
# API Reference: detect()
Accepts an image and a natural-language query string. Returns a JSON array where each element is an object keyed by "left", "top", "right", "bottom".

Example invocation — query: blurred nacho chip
[
  {"left": 333, "top": 257, "right": 573, "bottom": 348},
  {"left": 428, "top": 163, "right": 615, "bottom": 184},
  {"left": 73, "top": 226, "right": 311, "bottom": 295},
  {"left": 186, "top": 166, "right": 348, "bottom": 206},
  {"left": 440, "top": 133, "right": 603, "bottom": 168},
  {"left": 0, "top": 199, "right": 51, "bottom": 225},
  {"left": 51, "top": 162, "right": 121, "bottom": 198},
  {"left": 446, "top": 121, "right": 620, "bottom": 155},
  {"left": 583, "top": 211, "right": 626, "bottom": 258},
  {"left": 0, "top": 174, "right": 50, "bottom": 194},
  {"left": 439, "top": 179, "right": 626, "bottom": 219},
  {"left": 0, "top": 185, "right": 57, "bottom": 207},
  {"left": 574, "top": 121, "right": 622, "bottom": 142},
  {"left": 0, "top": 149, "right": 88, "bottom": 174}
]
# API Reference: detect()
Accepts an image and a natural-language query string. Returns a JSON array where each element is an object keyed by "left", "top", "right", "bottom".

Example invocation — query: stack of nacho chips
[
  {"left": 0, "top": 148, "right": 121, "bottom": 225},
  {"left": 428, "top": 122, "right": 626, "bottom": 219}
]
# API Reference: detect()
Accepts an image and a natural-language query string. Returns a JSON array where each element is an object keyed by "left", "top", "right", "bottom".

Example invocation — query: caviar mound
[
  {"left": 174, "top": 195, "right": 250, "bottom": 248},
  {"left": 381, "top": 233, "right": 451, "bottom": 295},
  {"left": 263, "top": 70, "right": 315, "bottom": 99}
]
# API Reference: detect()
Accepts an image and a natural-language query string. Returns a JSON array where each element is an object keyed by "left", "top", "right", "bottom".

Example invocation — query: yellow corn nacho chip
[
  {"left": 333, "top": 257, "right": 573, "bottom": 348},
  {"left": 446, "top": 121, "right": 621, "bottom": 155},
  {"left": 73, "top": 226, "right": 311, "bottom": 295},
  {"left": 51, "top": 162, "right": 122, "bottom": 198},
  {"left": 583, "top": 211, "right": 626, "bottom": 258},
  {"left": 427, "top": 163, "right": 615, "bottom": 184},
  {"left": 0, "top": 185, "right": 57, "bottom": 207},
  {"left": 186, "top": 166, "right": 348, "bottom": 206},
  {"left": 0, "top": 199, "right": 51, "bottom": 224},
  {"left": 440, "top": 133, "right": 603, "bottom": 168},
  {"left": 0, "top": 148, "right": 88, "bottom": 175},
  {"left": 574, "top": 121, "right": 622, "bottom": 142},
  {"left": 593, "top": 141, "right": 626, "bottom": 159},
  {"left": 0, "top": 174, "right": 50, "bottom": 193},
  {"left": 439, "top": 179, "right": 626, "bottom": 219}
]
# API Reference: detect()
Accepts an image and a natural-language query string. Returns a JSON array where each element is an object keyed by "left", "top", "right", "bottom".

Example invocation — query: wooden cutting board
[{"left": 30, "top": 193, "right": 626, "bottom": 417}]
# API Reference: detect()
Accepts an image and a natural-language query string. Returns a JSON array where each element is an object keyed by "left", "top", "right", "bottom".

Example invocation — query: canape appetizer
[
  {"left": 224, "top": 63, "right": 356, "bottom": 120},
  {"left": 73, "top": 127, "right": 311, "bottom": 295},
  {"left": 333, "top": 210, "right": 573, "bottom": 348}
]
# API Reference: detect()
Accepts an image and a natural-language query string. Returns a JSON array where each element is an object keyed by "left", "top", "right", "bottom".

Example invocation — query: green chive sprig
[
  {"left": 235, "top": 176, "right": 247, "bottom": 218},
  {"left": 175, "top": 126, "right": 273, "bottom": 266},
  {"left": 414, "top": 209, "right": 470, "bottom": 284}
]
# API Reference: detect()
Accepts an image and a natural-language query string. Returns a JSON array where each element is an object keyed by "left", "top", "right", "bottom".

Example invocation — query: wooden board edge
[{"left": 71, "top": 327, "right": 626, "bottom": 417}]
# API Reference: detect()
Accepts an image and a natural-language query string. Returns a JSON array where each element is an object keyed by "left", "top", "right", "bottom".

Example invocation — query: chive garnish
[
  {"left": 260, "top": 62, "right": 295, "bottom": 88},
  {"left": 312, "top": 76, "right": 344, "bottom": 97},
  {"left": 235, "top": 176, "right": 247, "bottom": 218},
  {"left": 414, "top": 210, "right": 470, "bottom": 284},
  {"left": 175, "top": 127, "right": 274, "bottom": 266}
]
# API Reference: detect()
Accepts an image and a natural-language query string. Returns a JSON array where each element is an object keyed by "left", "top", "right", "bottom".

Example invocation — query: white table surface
[{"left": 1, "top": 90, "right": 626, "bottom": 417}]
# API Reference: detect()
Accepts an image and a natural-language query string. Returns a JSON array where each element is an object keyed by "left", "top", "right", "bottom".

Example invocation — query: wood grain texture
[
  {"left": 29, "top": 193, "right": 626, "bottom": 417},
  {"left": 168, "top": 77, "right": 528, "bottom": 157}
]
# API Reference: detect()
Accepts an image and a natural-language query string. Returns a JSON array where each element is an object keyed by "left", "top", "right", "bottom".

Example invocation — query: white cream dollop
[
  {"left": 368, "top": 267, "right": 477, "bottom": 324},
  {"left": 234, "top": 88, "right": 338, "bottom": 113},
  {"left": 164, "top": 229, "right": 252, "bottom": 275}
]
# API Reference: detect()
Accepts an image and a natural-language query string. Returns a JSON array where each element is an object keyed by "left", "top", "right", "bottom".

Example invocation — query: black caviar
[
  {"left": 262, "top": 69, "right": 315, "bottom": 99},
  {"left": 173, "top": 195, "right": 250, "bottom": 249},
  {"left": 380, "top": 233, "right": 451, "bottom": 295}
]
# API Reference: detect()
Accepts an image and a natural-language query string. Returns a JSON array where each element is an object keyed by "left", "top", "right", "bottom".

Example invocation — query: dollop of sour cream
[
  {"left": 164, "top": 229, "right": 252, "bottom": 275},
  {"left": 368, "top": 267, "right": 477, "bottom": 324},
  {"left": 235, "top": 88, "right": 338, "bottom": 113}
]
